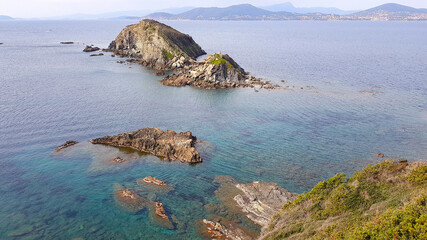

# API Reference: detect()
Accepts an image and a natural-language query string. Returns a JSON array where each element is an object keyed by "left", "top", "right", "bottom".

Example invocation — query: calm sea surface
[{"left": 0, "top": 20, "right": 426, "bottom": 239}]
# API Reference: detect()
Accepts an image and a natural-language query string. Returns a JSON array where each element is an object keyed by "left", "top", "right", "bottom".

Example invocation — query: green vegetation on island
[{"left": 261, "top": 160, "right": 427, "bottom": 240}]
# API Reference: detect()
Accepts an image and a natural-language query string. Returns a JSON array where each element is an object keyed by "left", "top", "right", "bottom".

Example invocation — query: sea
[{"left": 0, "top": 20, "right": 426, "bottom": 239}]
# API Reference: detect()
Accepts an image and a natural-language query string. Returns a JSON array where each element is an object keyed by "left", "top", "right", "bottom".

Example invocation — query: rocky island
[
  {"left": 91, "top": 127, "right": 202, "bottom": 163},
  {"left": 106, "top": 19, "right": 281, "bottom": 89}
]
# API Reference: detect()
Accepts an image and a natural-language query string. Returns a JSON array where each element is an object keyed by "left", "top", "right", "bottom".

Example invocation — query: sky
[{"left": 1, "top": 0, "right": 427, "bottom": 18}]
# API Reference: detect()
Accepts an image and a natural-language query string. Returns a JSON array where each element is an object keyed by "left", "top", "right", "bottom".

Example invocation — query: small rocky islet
[
  {"left": 90, "top": 127, "right": 202, "bottom": 163},
  {"left": 105, "top": 19, "right": 282, "bottom": 90}
]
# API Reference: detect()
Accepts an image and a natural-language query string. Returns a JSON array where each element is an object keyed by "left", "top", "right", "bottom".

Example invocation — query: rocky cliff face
[
  {"left": 108, "top": 19, "right": 205, "bottom": 70},
  {"left": 91, "top": 127, "right": 202, "bottom": 163}
]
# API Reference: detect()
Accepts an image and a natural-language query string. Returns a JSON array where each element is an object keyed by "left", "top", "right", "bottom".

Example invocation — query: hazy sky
[{"left": 2, "top": 0, "right": 427, "bottom": 18}]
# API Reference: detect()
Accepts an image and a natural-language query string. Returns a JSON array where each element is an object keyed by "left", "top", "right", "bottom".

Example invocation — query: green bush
[
  {"left": 407, "top": 166, "right": 427, "bottom": 185},
  {"left": 161, "top": 49, "right": 174, "bottom": 59},
  {"left": 346, "top": 195, "right": 427, "bottom": 239},
  {"left": 210, "top": 54, "right": 227, "bottom": 65}
]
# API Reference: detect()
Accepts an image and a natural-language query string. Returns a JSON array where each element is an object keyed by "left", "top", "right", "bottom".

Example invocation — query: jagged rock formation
[
  {"left": 160, "top": 52, "right": 280, "bottom": 89},
  {"left": 107, "top": 19, "right": 282, "bottom": 89},
  {"left": 107, "top": 19, "right": 205, "bottom": 70},
  {"left": 234, "top": 181, "right": 298, "bottom": 226},
  {"left": 91, "top": 127, "right": 202, "bottom": 163}
]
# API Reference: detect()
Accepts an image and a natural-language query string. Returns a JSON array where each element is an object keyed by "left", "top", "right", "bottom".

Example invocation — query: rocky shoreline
[{"left": 90, "top": 127, "right": 202, "bottom": 163}]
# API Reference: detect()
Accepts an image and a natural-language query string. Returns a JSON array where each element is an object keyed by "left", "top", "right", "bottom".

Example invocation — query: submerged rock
[
  {"left": 55, "top": 140, "right": 78, "bottom": 151},
  {"left": 83, "top": 45, "right": 100, "bottom": 52},
  {"left": 374, "top": 153, "right": 386, "bottom": 158},
  {"left": 107, "top": 19, "right": 205, "bottom": 70},
  {"left": 91, "top": 127, "right": 202, "bottom": 163},
  {"left": 113, "top": 157, "right": 126, "bottom": 163},
  {"left": 113, "top": 183, "right": 147, "bottom": 214}
]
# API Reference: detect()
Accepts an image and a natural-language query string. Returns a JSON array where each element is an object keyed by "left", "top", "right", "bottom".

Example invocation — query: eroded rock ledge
[
  {"left": 106, "top": 19, "right": 282, "bottom": 90},
  {"left": 91, "top": 127, "right": 202, "bottom": 163}
]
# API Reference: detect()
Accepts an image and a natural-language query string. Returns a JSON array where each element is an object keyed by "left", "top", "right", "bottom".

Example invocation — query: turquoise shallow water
[{"left": 0, "top": 20, "right": 426, "bottom": 239}]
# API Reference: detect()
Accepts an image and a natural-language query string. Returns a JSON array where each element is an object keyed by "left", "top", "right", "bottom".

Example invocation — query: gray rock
[{"left": 234, "top": 181, "right": 298, "bottom": 226}]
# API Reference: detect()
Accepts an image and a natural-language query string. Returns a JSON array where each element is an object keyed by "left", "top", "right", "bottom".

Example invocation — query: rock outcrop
[
  {"left": 161, "top": 52, "right": 264, "bottom": 89},
  {"left": 107, "top": 19, "right": 205, "bottom": 70},
  {"left": 83, "top": 45, "right": 100, "bottom": 52},
  {"left": 139, "top": 176, "right": 167, "bottom": 186},
  {"left": 55, "top": 140, "right": 78, "bottom": 151},
  {"left": 91, "top": 127, "right": 202, "bottom": 163},
  {"left": 234, "top": 181, "right": 298, "bottom": 226},
  {"left": 106, "top": 19, "right": 283, "bottom": 90},
  {"left": 155, "top": 202, "right": 169, "bottom": 220},
  {"left": 213, "top": 176, "right": 297, "bottom": 227}
]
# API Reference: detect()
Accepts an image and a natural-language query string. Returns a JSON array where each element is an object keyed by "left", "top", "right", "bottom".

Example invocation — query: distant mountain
[
  {"left": 352, "top": 3, "right": 427, "bottom": 19},
  {"left": 358, "top": 3, "right": 427, "bottom": 14},
  {"left": 145, "top": 3, "right": 427, "bottom": 21},
  {"left": 260, "top": 2, "right": 357, "bottom": 15},
  {"left": 0, "top": 15, "right": 14, "bottom": 20},
  {"left": 172, "top": 4, "right": 272, "bottom": 20}
]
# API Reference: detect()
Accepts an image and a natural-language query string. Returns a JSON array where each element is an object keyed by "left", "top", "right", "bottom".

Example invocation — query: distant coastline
[{"left": 2, "top": 3, "right": 427, "bottom": 21}]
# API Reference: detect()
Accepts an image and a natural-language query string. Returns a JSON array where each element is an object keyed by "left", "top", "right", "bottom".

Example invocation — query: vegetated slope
[{"left": 261, "top": 160, "right": 427, "bottom": 239}]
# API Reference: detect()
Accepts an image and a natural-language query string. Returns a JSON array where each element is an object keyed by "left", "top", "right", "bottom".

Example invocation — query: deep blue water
[{"left": 0, "top": 20, "right": 426, "bottom": 239}]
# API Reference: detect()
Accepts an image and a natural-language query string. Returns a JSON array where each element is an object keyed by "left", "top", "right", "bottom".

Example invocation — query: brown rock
[
  {"left": 90, "top": 127, "right": 202, "bottom": 163},
  {"left": 139, "top": 176, "right": 166, "bottom": 186},
  {"left": 55, "top": 140, "right": 78, "bottom": 151},
  {"left": 113, "top": 183, "right": 147, "bottom": 214},
  {"left": 196, "top": 219, "right": 255, "bottom": 240},
  {"left": 113, "top": 157, "right": 126, "bottom": 163},
  {"left": 155, "top": 202, "right": 169, "bottom": 220}
]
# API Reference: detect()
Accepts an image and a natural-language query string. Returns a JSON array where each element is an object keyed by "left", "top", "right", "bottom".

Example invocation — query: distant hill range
[
  {"left": 145, "top": 3, "right": 427, "bottom": 21},
  {"left": 0, "top": 15, "right": 14, "bottom": 21},
  {"left": 260, "top": 2, "right": 358, "bottom": 15}
]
